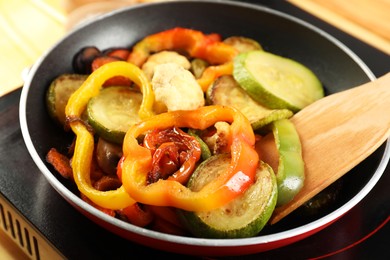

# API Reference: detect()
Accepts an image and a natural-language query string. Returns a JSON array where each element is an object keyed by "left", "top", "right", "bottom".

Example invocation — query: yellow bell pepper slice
[{"left": 65, "top": 61, "right": 154, "bottom": 209}]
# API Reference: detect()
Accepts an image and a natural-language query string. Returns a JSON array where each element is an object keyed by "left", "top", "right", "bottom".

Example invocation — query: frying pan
[{"left": 19, "top": 0, "right": 388, "bottom": 256}]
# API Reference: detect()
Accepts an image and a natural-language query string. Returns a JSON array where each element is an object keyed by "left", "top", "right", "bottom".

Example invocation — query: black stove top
[{"left": 1, "top": 1, "right": 389, "bottom": 259}]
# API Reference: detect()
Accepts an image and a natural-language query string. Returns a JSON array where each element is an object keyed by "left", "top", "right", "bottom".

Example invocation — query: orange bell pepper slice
[
  {"left": 197, "top": 62, "right": 233, "bottom": 91},
  {"left": 127, "top": 27, "right": 238, "bottom": 67},
  {"left": 120, "top": 105, "right": 259, "bottom": 212}
]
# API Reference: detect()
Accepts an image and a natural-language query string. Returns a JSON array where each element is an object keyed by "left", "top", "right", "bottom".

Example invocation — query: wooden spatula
[{"left": 270, "top": 72, "right": 390, "bottom": 224}]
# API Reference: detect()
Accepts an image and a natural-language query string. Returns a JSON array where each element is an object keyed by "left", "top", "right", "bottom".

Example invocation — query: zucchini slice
[
  {"left": 223, "top": 36, "right": 263, "bottom": 53},
  {"left": 178, "top": 154, "right": 277, "bottom": 238},
  {"left": 46, "top": 74, "right": 88, "bottom": 125},
  {"left": 233, "top": 50, "right": 324, "bottom": 112},
  {"left": 207, "top": 75, "right": 293, "bottom": 130},
  {"left": 87, "top": 86, "right": 143, "bottom": 144},
  {"left": 190, "top": 58, "right": 209, "bottom": 79}
]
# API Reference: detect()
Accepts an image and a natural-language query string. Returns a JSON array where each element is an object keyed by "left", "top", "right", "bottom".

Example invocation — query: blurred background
[{"left": 0, "top": 0, "right": 389, "bottom": 97}]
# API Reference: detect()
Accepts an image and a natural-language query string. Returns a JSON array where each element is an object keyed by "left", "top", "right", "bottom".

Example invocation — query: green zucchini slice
[
  {"left": 207, "top": 75, "right": 293, "bottom": 130},
  {"left": 46, "top": 74, "right": 88, "bottom": 125},
  {"left": 190, "top": 58, "right": 209, "bottom": 79},
  {"left": 233, "top": 50, "right": 324, "bottom": 112},
  {"left": 178, "top": 154, "right": 277, "bottom": 238},
  {"left": 87, "top": 86, "right": 142, "bottom": 144},
  {"left": 223, "top": 36, "right": 263, "bottom": 53}
]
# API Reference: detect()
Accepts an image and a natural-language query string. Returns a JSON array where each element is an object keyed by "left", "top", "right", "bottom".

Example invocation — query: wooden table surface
[{"left": 0, "top": 0, "right": 389, "bottom": 258}]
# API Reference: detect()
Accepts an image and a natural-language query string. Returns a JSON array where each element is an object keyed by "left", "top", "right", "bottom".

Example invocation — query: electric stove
[{"left": 0, "top": 1, "right": 389, "bottom": 259}]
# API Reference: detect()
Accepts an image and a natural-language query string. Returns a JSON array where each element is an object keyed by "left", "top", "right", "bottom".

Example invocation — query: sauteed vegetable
[{"left": 45, "top": 27, "right": 325, "bottom": 238}]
